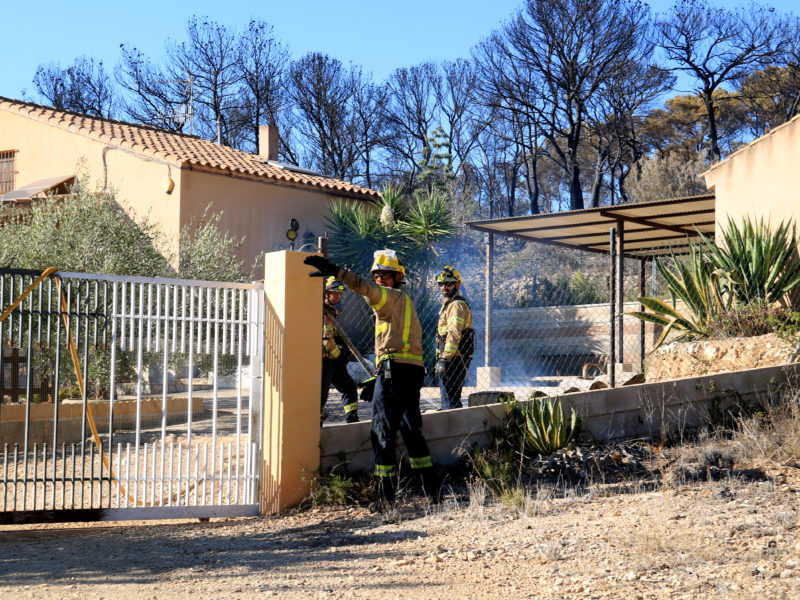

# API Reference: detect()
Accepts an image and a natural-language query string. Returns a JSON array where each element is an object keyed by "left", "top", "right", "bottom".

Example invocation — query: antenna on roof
[{"left": 157, "top": 72, "right": 194, "bottom": 135}]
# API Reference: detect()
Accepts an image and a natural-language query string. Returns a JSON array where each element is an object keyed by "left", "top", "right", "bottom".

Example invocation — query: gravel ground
[{"left": 1, "top": 459, "right": 798, "bottom": 599}]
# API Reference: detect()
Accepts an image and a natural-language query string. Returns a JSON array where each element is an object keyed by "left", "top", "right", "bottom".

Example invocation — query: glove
[
  {"left": 359, "top": 376, "right": 376, "bottom": 402},
  {"left": 436, "top": 359, "right": 447, "bottom": 380},
  {"left": 303, "top": 254, "right": 340, "bottom": 277}
]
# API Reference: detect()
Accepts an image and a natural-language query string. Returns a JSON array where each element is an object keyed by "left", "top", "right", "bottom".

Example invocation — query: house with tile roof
[{"left": 0, "top": 97, "right": 380, "bottom": 271}]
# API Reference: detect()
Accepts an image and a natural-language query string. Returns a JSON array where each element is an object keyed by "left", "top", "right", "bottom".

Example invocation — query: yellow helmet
[
  {"left": 370, "top": 249, "right": 406, "bottom": 276},
  {"left": 325, "top": 277, "right": 345, "bottom": 292},
  {"left": 436, "top": 265, "right": 462, "bottom": 285}
]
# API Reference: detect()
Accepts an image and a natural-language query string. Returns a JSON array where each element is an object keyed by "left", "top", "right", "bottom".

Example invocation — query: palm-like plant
[
  {"left": 628, "top": 244, "right": 729, "bottom": 348},
  {"left": 325, "top": 185, "right": 456, "bottom": 283},
  {"left": 700, "top": 217, "right": 800, "bottom": 305}
]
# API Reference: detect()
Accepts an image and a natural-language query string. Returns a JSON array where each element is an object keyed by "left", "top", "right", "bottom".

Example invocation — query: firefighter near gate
[
  {"left": 435, "top": 266, "right": 474, "bottom": 410},
  {"left": 321, "top": 277, "right": 359, "bottom": 423},
  {"left": 304, "top": 249, "right": 439, "bottom": 508}
]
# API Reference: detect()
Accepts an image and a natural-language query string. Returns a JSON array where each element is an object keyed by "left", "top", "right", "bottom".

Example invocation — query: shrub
[
  {"left": 515, "top": 271, "right": 606, "bottom": 307},
  {"left": 304, "top": 468, "right": 366, "bottom": 507},
  {"left": 470, "top": 395, "right": 582, "bottom": 495},
  {"left": 631, "top": 217, "right": 800, "bottom": 348},
  {"left": 706, "top": 301, "right": 790, "bottom": 339}
]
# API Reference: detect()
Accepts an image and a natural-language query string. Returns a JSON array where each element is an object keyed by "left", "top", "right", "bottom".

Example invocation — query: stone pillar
[{"left": 261, "top": 251, "right": 322, "bottom": 514}]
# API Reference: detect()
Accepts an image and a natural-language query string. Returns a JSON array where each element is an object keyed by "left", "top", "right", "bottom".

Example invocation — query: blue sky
[{"left": 1, "top": 0, "right": 797, "bottom": 101}]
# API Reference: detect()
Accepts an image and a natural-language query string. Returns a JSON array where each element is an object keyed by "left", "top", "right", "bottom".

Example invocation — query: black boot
[
  {"left": 419, "top": 466, "right": 441, "bottom": 504},
  {"left": 345, "top": 412, "right": 359, "bottom": 423}
]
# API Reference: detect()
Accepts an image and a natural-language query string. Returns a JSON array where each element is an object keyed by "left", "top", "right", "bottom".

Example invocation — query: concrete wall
[
  {"left": 471, "top": 301, "right": 657, "bottom": 377},
  {"left": 320, "top": 363, "right": 798, "bottom": 472},
  {"left": 703, "top": 115, "right": 800, "bottom": 229},
  {"left": 0, "top": 396, "right": 203, "bottom": 445}
]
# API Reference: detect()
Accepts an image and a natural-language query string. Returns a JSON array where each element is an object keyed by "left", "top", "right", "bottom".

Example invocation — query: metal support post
[
  {"left": 484, "top": 233, "right": 494, "bottom": 367},
  {"left": 609, "top": 228, "right": 616, "bottom": 388},
  {"left": 639, "top": 259, "right": 646, "bottom": 372},
  {"left": 616, "top": 219, "right": 625, "bottom": 365}
]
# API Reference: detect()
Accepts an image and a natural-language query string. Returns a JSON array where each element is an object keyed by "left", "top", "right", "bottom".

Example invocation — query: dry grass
[{"left": 731, "top": 390, "right": 800, "bottom": 465}]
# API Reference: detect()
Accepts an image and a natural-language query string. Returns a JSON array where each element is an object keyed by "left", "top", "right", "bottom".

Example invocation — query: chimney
[{"left": 259, "top": 124, "right": 280, "bottom": 161}]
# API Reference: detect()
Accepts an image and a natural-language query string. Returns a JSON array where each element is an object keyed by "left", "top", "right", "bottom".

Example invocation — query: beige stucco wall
[
  {"left": 261, "top": 251, "right": 322, "bottom": 514},
  {"left": 0, "top": 110, "right": 182, "bottom": 260},
  {"left": 1, "top": 109, "right": 372, "bottom": 275},
  {"left": 703, "top": 115, "right": 800, "bottom": 229},
  {"left": 180, "top": 170, "right": 349, "bottom": 271}
]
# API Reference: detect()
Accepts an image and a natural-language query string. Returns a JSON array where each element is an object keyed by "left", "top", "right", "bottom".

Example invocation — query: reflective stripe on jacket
[
  {"left": 338, "top": 269, "right": 423, "bottom": 367},
  {"left": 436, "top": 295, "right": 472, "bottom": 360},
  {"left": 322, "top": 304, "right": 341, "bottom": 359}
]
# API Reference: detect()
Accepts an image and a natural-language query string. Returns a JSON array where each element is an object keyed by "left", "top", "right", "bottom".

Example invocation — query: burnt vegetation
[{"left": 22, "top": 0, "right": 800, "bottom": 217}]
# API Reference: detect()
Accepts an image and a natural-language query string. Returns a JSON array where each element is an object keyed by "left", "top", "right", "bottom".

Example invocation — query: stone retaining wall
[{"left": 320, "top": 363, "right": 799, "bottom": 472}]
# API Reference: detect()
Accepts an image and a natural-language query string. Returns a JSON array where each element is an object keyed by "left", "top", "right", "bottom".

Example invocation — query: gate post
[{"left": 261, "top": 251, "right": 322, "bottom": 514}]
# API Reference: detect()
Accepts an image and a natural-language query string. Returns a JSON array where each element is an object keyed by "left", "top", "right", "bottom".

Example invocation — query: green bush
[
  {"left": 517, "top": 271, "right": 606, "bottom": 307},
  {"left": 304, "top": 468, "right": 366, "bottom": 507},
  {"left": 706, "top": 301, "right": 790, "bottom": 339},
  {"left": 629, "top": 243, "right": 727, "bottom": 348},
  {"left": 470, "top": 395, "right": 582, "bottom": 496}
]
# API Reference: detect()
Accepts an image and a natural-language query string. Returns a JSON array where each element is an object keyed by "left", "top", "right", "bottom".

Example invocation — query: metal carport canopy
[{"left": 465, "top": 193, "right": 716, "bottom": 257}]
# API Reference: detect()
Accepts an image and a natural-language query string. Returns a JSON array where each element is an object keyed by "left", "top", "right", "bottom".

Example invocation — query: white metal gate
[{"left": 0, "top": 268, "right": 264, "bottom": 522}]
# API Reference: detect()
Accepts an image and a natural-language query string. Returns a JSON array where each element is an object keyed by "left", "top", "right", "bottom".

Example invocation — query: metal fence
[
  {"left": 325, "top": 236, "right": 677, "bottom": 418},
  {"left": 0, "top": 268, "right": 264, "bottom": 521}
]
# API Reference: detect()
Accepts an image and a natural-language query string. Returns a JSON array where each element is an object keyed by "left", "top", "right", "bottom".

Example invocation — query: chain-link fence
[{"left": 323, "top": 234, "right": 683, "bottom": 418}]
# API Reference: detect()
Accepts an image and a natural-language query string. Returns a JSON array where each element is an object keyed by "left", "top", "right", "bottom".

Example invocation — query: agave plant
[
  {"left": 628, "top": 243, "right": 729, "bottom": 348},
  {"left": 699, "top": 217, "right": 800, "bottom": 305},
  {"left": 523, "top": 396, "right": 582, "bottom": 456}
]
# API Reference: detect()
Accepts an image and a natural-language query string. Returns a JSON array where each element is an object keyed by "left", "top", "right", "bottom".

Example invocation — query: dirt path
[{"left": 2, "top": 464, "right": 798, "bottom": 599}]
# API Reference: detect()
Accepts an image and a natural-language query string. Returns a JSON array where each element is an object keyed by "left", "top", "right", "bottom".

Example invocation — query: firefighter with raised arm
[
  {"left": 321, "top": 277, "right": 359, "bottom": 423},
  {"left": 304, "top": 249, "right": 439, "bottom": 510},
  {"left": 435, "top": 266, "right": 474, "bottom": 410}
]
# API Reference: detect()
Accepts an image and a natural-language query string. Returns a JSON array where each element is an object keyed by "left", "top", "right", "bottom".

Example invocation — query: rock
[
  {"left": 467, "top": 391, "right": 515, "bottom": 407},
  {"left": 621, "top": 373, "right": 645, "bottom": 386}
]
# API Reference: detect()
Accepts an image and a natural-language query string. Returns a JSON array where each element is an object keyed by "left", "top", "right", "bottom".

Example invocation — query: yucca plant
[
  {"left": 325, "top": 184, "right": 456, "bottom": 285},
  {"left": 523, "top": 396, "right": 582, "bottom": 456},
  {"left": 628, "top": 243, "right": 729, "bottom": 348},
  {"left": 699, "top": 217, "right": 800, "bottom": 305}
]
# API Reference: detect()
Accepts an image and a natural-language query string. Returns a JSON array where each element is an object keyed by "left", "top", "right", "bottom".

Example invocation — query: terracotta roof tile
[{"left": 0, "top": 96, "right": 380, "bottom": 200}]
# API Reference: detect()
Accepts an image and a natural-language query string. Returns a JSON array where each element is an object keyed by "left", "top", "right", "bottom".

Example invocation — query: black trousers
[
  {"left": 321, "top": 355, "right": 359, "bottom": 421},
  {"left": 438, "top": 357, "right": 468, "bottom": 410},
  {"left": 370, "top": 361, "right": 432, "bottom": 476}
]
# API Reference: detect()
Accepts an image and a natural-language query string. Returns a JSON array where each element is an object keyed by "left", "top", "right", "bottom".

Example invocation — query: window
[{"left": 0, "top": 150, "right": 16, "bottom": 194}]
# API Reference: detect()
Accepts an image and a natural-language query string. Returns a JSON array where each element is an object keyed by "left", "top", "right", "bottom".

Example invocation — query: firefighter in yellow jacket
[
  {"left": 305, "top": 249, "right": 438, "bottom": 508},
  {"left": 321, "top": 277, "right": 359, "bottom": 423},
  {"left": 435, "top": 266, "right": 474, "bottom": 410}
]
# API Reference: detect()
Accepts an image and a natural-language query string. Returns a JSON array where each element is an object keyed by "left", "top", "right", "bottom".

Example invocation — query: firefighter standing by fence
[
  {"left": 435, "top": 266, "right": 474, "bottom": 410},
  {"left": 321, "top": 277, "right": 360, "bottom": 423},
  {"left": 305, "top": 249, "right": 439, "bottom": 509}
]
